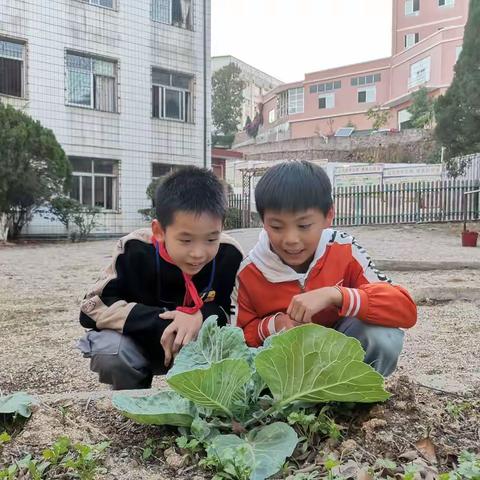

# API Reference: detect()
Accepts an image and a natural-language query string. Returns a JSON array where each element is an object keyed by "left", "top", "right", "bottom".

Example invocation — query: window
[
  {"left": 358, "top": 86, "right": 376, "bottom": 104},
  {"left": 287, "top": 87, "right": 304, "bottom": 114},
  {"left": 351, "top": 73, "right": 381, "bottom": 87},
  {"left": 152, "top": 0, "right": 193, "bottom": 30},
  {"left": 310, "top": 80, "right": 341, "bottom": 94},
  {"left": 152, "top": 68, "right": 193, "bottom": 122},
  {"left": 152, "top": 163, "right": 184, "bottom": 180},
  {"left": 405, "top": 33, "right": 420, "bottom": 49},
  {"left": 405, "top": 0, "right": 420, "bottom": 15},
  {"left": 439, "top": 0, "right": 454, "bottom": 6},
  {"left": 409, "top": 57, "right": 431, "bottom": 88},
  {"left": 398, "top": 109, "right": 412, "bottom": 130},
  {"left": 66, "top": 52, "right": 117, "bottom": 112},
  {"left": 70, "top": 158, "right": 118, "bottom": 210},
  {"left": 0, "top": 38, "right": 25, "bottom": 98},
  {"left": 277, "top": 91, "right": 288, "bottom": 118},
  {"left": 83, "top": 0, "right": 114, "bottom": 8},
  {"left": 456, "top": 46, "right": 463, "bottom": 62},
  {"left": 318, "top": 93, "right": 335, "bottom": 110},
  {"left": 268, "top": 109, "right": 276, "bottom": 123}
]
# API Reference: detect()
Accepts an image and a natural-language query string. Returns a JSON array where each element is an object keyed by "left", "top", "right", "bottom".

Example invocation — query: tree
[
  {"left": 435, "top": 0, "right": 480, "bottom": 175},
  {"left": 367, "top": 105, "right": 391, "bottom": 130},
  {"left": 0, "top": 103, "right": 71, "bottom": 241},
  {"left": 212, "top": 63, "right": 245, "bottom": 140},
  {"left": 407, "top": 87, "right": 435, "bottom": 129}
]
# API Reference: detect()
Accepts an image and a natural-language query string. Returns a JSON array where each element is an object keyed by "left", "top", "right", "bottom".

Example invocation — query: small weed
[
  {"left": 176, "top": 435, "right": 202, "bottom": 455},
  {"left": 0, "top": 432, "right": 11, "bottom": 446},
  {"left": 63, "top": 440, "right": 110, "bottom": 480},
  {"left": 0, "top": 436, "right": 110, "bottom": 480},
  {"left": 446, "top": 401, "right": 474, "bottom": 420},
  {"left": 200, "top": 444, "right": 252, "bottom": 480},
  {"left": 141, "top": 437, "right": 157, "bottom": 461},
  {"left": 288, "top": 406, "right": 342, "bottom": 452},
  {"left": 324, "top": 456, "right": 344, "bottom": 480},
  {"left": 439, "top": 451, "right": 480, "bottom": 480},
  {"left": 42, "top": 436, "right": 71, "bottom": 465},
  {"left": 58, "top": 404, "right": 71, "bottom": 426},
  {"left": 402, "top": 463, "right": 420, "bottom": 480}
]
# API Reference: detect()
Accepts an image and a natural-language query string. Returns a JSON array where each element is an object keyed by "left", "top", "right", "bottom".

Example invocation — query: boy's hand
[
  {"left": 159, "top": 310, "right": 203, "bottom": 367},
  {"left": 274, "top": 313, "right": 299, "bottom": 332},
  {"left": 287, "top": 287, "right": 343, "bottom": 324}
]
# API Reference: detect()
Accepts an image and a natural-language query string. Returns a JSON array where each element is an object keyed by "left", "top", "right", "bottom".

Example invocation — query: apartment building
[
  {"left": 250, "top": 0, "right": 468, "bottom": 143},
  {"left": 212, "top": 55, "right": 282, "bottom": 129},
  {"left": 0, "top": 0, "right": 210, "bottom": 236}
]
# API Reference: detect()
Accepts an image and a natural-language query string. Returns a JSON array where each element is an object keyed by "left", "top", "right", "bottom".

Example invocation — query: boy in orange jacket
[{"left": 232, "top": 160, "right": 417, "bottom": 376}]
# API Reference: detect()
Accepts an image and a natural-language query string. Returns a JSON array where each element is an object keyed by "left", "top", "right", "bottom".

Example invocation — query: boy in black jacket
[{"left": 77, "top": 167, "right": 243, "bottom": 389}]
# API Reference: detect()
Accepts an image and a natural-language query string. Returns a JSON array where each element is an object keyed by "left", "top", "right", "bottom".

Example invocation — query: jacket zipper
[{"left": 298, "top": 275, "right": 308, "bottom": 291}]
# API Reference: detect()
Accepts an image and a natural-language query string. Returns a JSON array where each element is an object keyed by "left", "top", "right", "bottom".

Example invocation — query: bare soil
[{"left": 1, "top": 223, "right": 479, "bottom": 478}]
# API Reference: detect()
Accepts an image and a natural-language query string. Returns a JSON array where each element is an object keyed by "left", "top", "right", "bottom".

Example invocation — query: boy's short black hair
[
  {"left": 255, "top": 160, "right": 333, "bottom": 219},
  {"left": 155, "top": 166, "right": 227, "bottom": 227}
]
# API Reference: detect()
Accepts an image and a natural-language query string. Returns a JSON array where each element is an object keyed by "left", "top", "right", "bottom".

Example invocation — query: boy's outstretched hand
[
  {"left": 287, "top": 286, "right": 343, "bottom": 324},
  {"left": 159, "top": 310, "right": 203, "bottom": 367}
]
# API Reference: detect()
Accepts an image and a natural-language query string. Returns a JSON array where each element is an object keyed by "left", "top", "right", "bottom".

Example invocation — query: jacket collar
[{"left": 248, "top": 228, "right": 333, "bottom": 283}]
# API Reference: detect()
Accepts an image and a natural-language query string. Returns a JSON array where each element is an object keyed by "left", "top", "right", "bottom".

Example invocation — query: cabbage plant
[{"left": 113, "top": 318, "right": 390, "bottom": 479}]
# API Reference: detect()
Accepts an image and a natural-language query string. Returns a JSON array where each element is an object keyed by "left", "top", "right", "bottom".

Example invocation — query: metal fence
[
  {"left": 228, "top": 179, "right": 480, "bottom": 229},
  {"left": 334, "top": 179, "right": 479, "bottom": 226},
  {"left": 227, "top": 194, "right": 251, "bottom": 229}
]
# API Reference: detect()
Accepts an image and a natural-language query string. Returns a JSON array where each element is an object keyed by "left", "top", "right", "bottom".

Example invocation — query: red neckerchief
[{"left": 152, "top": 237, "right": 204, "bottom": 315}]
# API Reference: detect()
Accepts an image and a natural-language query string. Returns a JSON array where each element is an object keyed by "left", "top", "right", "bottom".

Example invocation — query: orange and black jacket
[
  {"left": 232, "top": 229, "right": 417, "bottom": 347},
  {"left": 80, "top": 228, "right": 243, "bottom": 360}
]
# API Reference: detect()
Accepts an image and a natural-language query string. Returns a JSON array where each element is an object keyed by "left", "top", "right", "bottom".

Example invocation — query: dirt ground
[
  {"left": 0, "top": 223, "right": 479, "bottom": 478},
  {"left": 1, "top": 223, "right": 479, "bottom": 397}
]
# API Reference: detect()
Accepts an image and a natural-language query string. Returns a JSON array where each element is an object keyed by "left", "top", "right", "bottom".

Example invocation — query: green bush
[
  {"left": 44, "top": 196, "right": 100, "bottom": 241},
  {"left": 224, "top": 207, "right": 242, "bottom": 230}
]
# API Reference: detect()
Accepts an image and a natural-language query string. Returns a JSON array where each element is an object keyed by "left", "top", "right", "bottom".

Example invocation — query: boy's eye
[
  {"left": 299, "top": 224, "right": 312, "bottom": 230},
  {"left": 270, "top": 225, "right": 282, "bottom": 231},
  {"left": 180, "top": 239, "right": 191, "bottom": 244},
  {"left": 208, "top": 238, "right": 219, "bottom": 243}
]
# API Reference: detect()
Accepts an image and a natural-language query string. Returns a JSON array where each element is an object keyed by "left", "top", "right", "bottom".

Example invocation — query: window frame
[
  {"left": 277, "top": 91, "right": 288, "bottom": 118},
  {"left": 65, "top": 51, "right": 118, "bottom": 113},
  {"left": 455, "top": 46, "right": 462, "bottom": 62},
  {"left": 405, "top": 32, "right": 420, "bottom": 49},
  {"left": 438, "top": 0, "right": 454, "bottom": 7},
  {"left": 310, "top": 80, "right": 341, "bottom": 94},
  {"left": 287, "top": 87, "right": 304, "bottom": 115},
  {"left": 81, "top": 0, "right": 115, "bottom": 10},
  {"left": 357, "top": 86, "right": 376, "bottom": 104},
  {"left": 69, "top": 158, "right": 119, "bottom": 211},
  {"left": 0, "top": 37, "right": 26, "bottom": 99},
  {"left": 151, "top": 0, "right": 193, "bottom": 30},
  {"left": 351, "top": 73, "right": 381, "bottom": 87},
  {"left": 318, "top": 92, "right": 335, "bottom": 110},
  {"left": 405, "top": 0, "right": 420, "bottom": 15},
  {"left": 152, "top": 68, "right": 193, "bottom": 123},
  {"left": 268, "top": 109, "right": 276, "bottom": 123}
]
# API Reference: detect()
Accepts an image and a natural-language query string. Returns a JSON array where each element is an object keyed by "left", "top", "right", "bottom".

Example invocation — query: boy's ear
[
  {"left": 151, "top": 219, "right": 165, "bottom": 242},
  {"left": 326, "top": 206, "right": 335, "bottom": 226}
]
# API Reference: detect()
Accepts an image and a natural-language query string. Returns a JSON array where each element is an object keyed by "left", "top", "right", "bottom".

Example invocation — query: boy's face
[
  {"left": 152, "top": 211, "right": 223, "bottom": 276},
  {"left": 263, "top": 208, "right": 334, "bottom": 273}
]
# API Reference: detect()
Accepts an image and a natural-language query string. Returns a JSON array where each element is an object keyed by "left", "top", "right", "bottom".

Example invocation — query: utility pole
[{"left": 203, "top": 0, "right": 208, "bottom": 168}]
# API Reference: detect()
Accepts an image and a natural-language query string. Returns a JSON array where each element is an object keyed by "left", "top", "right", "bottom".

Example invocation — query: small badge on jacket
[{"left": 201, "top": 290, "right": 216, "bottom": 302}]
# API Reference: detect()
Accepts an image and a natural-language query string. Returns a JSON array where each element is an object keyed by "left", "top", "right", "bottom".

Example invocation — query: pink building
[{"left": 255, "top": 0, "right": 468, "bottom": 140}]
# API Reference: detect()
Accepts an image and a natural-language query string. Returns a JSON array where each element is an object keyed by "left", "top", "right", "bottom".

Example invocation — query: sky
[{"left": 211, "top": 0, "right": 393, "bottom": 83}]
